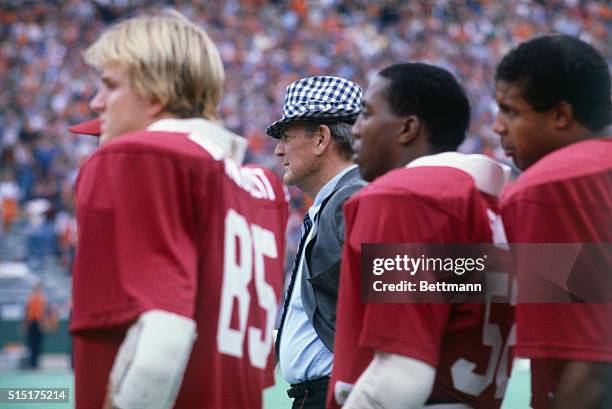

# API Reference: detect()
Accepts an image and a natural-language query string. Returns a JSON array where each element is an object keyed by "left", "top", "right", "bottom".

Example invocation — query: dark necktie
[{"left": 277, "top": 213, "right": 313, "bottom": 335}]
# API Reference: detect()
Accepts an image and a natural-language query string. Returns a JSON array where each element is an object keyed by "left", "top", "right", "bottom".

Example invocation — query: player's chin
[
  {"left": 511, "top": 152, "right": 531, "bottom": 170},
  {"left": 99, "top": 133, "right": 111, "bottom": 145},
  {"left": 282, "top": 170, "right": 295, "bottom": 186},
  {"left": 515, "top": 158, "right": 531, "bottom": 171},
  {"left": 357, "top": 165, "right": 375, "bottom": 182},
  {"left": 99, "top": 128, "right": 120, "bottom": 145}
]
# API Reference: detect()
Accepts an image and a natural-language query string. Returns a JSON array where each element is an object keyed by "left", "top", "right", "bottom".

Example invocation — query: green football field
[{"left": 0, "top": 362, "right": 530, "bottom": 409}]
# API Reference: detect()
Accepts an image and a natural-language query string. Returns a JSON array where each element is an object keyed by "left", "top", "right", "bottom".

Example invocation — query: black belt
[{"left": 287, "top": 376, "right": 330, "bottom": 399}]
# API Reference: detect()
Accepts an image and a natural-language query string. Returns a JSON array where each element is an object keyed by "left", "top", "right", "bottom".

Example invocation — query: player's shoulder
[
  {"left": 349, "top": 166, "right": 476, "bottom": 206},
  {"left": 503, "top": 137, "right": 611, "bottom": 203},
  {"left": 96, "top": 129, "right": 214, "bottom": 161}
]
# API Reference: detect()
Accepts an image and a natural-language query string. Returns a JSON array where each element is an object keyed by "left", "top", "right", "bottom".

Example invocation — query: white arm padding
[
  {"left": 109, "top": 310, "right": 197, "bottom": 409},
  {"left": 342, "top": 351, "right": 436, "bottom": 409}
]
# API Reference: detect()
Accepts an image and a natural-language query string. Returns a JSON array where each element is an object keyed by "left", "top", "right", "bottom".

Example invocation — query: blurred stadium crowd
[{"left": 0, "top": 0, "right": 610, "bottom": 307}]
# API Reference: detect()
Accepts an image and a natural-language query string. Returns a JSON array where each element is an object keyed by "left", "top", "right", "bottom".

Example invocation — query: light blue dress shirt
[{"left": 279, "top": 164, "right": 357, "bottom": 384}]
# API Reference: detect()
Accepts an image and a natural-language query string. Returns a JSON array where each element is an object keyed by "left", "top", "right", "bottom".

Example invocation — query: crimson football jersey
[
  {"left": 71, "top": 119, "right": 288, "bottom": 409},
  {"left": 501, "top": 137, "right": 612, "bottom": 409},
  {"left": 329, "top": 154, "right": 515, "bottom": 409}
]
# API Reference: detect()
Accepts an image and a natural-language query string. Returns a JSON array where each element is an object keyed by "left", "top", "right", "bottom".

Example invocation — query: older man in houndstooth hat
[{"left": 268, "top": 76, "right": 367, "bottom": 409}]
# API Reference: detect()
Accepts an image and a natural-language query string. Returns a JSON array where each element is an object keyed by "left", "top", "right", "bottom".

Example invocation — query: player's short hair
[
  {"left": 85, "top": 9, "right": 224, "bottom": 120},
  {"left": 379, "top": 62, "right": 470, "bottom": 151},
  {"left": 496, "top": 34, "right": 611, "bottom": 131}
]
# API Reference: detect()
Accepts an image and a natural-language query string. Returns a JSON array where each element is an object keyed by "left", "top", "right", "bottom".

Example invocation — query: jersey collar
[
  {"left": 148, "top": 118, "right": 248, "bottom": 165},
  {"left": 407, "top": 152, "right": 511, "bottom": 197}
]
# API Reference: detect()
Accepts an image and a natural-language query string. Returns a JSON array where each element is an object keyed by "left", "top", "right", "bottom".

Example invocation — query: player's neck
[
  {"left": 555, "top": 122, "right": 602, "bottom": 150},
  {"left": 400, "top": 140, "right": 439, "bottom": 168}
]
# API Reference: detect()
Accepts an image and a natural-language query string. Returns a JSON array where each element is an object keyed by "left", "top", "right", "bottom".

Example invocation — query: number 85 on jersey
[{"left": 217, "top": 209, "right": 281, "bottom": 369}]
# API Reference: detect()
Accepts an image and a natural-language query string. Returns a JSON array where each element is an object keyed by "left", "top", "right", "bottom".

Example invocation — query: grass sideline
[{"left": 0, "top": 362, "right": 530, "bottom": 409}]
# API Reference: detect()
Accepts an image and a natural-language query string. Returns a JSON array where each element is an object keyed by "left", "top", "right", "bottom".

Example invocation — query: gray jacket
[{"left": 299, "top": 166, "right": 366, "bottom": 351}]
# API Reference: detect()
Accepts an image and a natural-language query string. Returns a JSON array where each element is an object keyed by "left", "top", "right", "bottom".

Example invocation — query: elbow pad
[
  {"left": 110, "top": 310, "right": 197, "bottom": 409},
  {"left": 342, "top": 352, "right": 436, "bottom": 409}
]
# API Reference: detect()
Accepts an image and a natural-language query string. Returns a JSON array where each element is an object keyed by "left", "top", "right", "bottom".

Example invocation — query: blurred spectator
[
  {"left": 23, "top": 282, "right": 47, "bottom": 369},
  {"left": 24, "top": 199, "right": 58, "bottom": 262},
  {"left": 0, "top": 168, "right": 21, "bottom": 231},
  {"left": 55, "top": 211, "right": 77, "bottom": 268}
]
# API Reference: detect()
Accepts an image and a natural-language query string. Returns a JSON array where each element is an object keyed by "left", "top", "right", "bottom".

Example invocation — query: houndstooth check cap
[{"left": 266, "top": 76, "right": 363, "bottom": 138}]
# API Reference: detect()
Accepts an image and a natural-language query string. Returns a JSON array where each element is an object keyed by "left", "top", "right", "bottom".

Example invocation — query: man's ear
[
  {"left": 147, "top": 98, "right": 165, "bottom": 119},
  {"left": 397, "top": 115, "right": 420, "bottom": 145},
  {"left": 552, "top": 100, "right": 573, "bottom": 130},
  {"left": 313, "top": 124, "right": 333, "bottom": 155}
]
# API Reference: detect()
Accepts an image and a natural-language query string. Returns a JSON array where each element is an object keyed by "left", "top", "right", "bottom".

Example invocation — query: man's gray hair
[{"left": 304, "top": 120, "right": 355, "bottom": 160}]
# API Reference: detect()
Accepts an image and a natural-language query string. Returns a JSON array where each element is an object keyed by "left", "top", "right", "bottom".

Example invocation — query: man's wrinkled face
[
  {"left": 90, "top": 63, "right": 158, "bottom": 145},
  {"left": 273, "top": 122, "right": 318, "bottom": 188}
]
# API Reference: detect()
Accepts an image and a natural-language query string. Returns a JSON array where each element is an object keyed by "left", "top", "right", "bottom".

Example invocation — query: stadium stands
[{"left": 0, "top": 0, "right": 610, "bottom": 316}]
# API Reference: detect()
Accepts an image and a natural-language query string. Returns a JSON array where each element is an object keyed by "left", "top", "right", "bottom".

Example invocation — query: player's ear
[
  {"left": 147, "top": 97, "right": 165, "bottom": 119},
  {"left": 552, "top": 100, "right": 573, "bottom": 130},
  {"left": 313, "top": 124, "right": 332, "bottom": 156},
  {"left": 397, "top": 115, "right": 419, "bottom": 145}
]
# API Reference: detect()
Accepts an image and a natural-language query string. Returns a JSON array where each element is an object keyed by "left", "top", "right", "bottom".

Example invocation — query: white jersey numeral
[
  {"left": 450, "top": 272, "right": 516, "bottom": 397},
  {"left": 217, "top": 209, "right": 279, "bottom": 369},
  {"left": 451, "top": 212, "right": 516, "bottom": 398}
]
